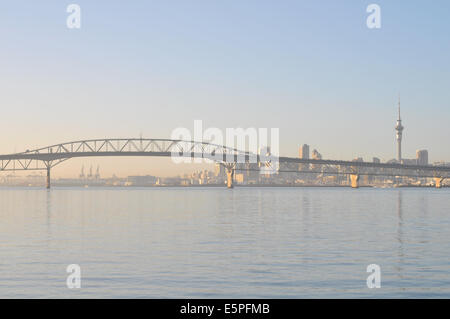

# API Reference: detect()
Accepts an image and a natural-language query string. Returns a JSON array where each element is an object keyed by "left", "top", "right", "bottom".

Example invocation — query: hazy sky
[{"left": 1, "top": 1, "right": 449, "bottom": 177}]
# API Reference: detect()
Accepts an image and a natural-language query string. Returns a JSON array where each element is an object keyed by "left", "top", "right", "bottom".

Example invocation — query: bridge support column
[
  {"left": 46, "top": 167, "right": 51, "bottom": 189},
  {"left": 350, "top": 174, "right": 359, "bottom": 188},
  {"left": 224, "top": 163, "right": 235, "bottom": 189},
  {"left": 226, "top": 168, "right": 234, "bottom": 189},
  {"left": 434, "top": 177, "right": 444, "bottom": 189}
]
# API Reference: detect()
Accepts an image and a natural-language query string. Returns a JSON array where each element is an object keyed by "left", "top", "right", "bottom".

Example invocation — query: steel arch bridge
[
  {"left": 0, "top": 138, "right": 262, "bottom": 188},
  {"left": 1, "top": 137, "right": 449, "bottom": 188},
  {"left": 0, "top": 138, "right": 254, "bottom": 171}
]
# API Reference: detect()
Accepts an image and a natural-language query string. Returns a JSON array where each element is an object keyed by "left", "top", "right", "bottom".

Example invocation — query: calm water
[{"left": 0, "top": 187, "right": 449, "bottom": 298}]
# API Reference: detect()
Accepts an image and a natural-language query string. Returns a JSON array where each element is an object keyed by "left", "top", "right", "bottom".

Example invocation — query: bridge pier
[
  {"left": 434, "top": 177, "right": 444, "bottom": 189},
  {"left": 46, "top": 167, "right": 51, "bottom": 189},
  {"left": 224, "top": 163, "right": 235, "bottom": 189},
  {"left": 226, "top": 167, "right": 234, "bottom": 189},
  {"left": 350, "top": 174, "right": 360, "bottom": 188}
]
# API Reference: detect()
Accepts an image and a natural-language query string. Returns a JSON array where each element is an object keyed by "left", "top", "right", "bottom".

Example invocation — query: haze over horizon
[{"left": 1, "top": 0, "right": 449, "bottom": 177}]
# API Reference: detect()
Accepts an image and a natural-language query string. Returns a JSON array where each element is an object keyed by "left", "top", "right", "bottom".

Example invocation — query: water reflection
[
  {"left": 46, "top": 189, "right": 52, "bottom": 236},
  {"left": 396, "top": 190, "right": 404, "bottom": 280},
  {"left": 0, "top": 187, "right": 449, "bottom": 298},
  {"left": 300, "top": 190, "right": 311, "bottom": 236}
]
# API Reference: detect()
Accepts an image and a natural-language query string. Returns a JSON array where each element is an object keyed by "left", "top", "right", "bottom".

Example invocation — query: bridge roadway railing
[{"left": 276, "top": 157, "right": 450, "bottom": 179}]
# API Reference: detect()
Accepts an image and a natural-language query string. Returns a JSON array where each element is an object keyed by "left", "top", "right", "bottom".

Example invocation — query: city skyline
[
  {"left": 1, "top": 1, "right": 450, "bottom": 177},
  {"left": 0, "top": 102, "right": 443, "bottom": 179}
]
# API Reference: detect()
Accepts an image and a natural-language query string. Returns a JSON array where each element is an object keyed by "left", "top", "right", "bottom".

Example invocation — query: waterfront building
[{"left": 416, "top": 150, "right": 429, "bottom": 166}]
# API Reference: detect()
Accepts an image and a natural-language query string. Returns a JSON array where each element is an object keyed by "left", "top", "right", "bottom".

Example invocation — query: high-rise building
[
  {"left": 299, "top": 144, "right": 310, "bottom": 159},
  {"left": 312, "top": 149, "right": 322, "bottom": 160},
  {"left": 370, "top": 157, "right": 381, "bottom": 184},
  {"left": 298, "top": 144, "right": 310, "bottom": 173},
  {"left": 416, "top": 150, "right": 429, "bottom": 166},
  {"left": 395, "top": 97, "right": 404, "bottom": 162},
  {"left": 311, "top": 149, "right": 322, "bottom": 171}
]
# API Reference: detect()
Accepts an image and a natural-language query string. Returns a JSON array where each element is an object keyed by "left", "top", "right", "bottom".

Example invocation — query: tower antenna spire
[{"left": 395, "top": 94, "right": 404, "bottom": 163}]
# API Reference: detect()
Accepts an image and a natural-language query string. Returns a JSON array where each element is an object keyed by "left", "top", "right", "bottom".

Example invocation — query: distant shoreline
[{"left": 0, "top": 184, "right": 446, "bottom": 189}]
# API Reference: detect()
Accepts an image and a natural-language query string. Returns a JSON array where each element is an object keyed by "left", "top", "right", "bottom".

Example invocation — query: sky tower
[{"left": 395, "top": 97, "right": 404, "bottom": 162}]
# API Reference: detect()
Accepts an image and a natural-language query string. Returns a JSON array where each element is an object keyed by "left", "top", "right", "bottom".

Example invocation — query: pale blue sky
[{"left": 1, "top": 1, "right": 449, "bottom": 176}]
